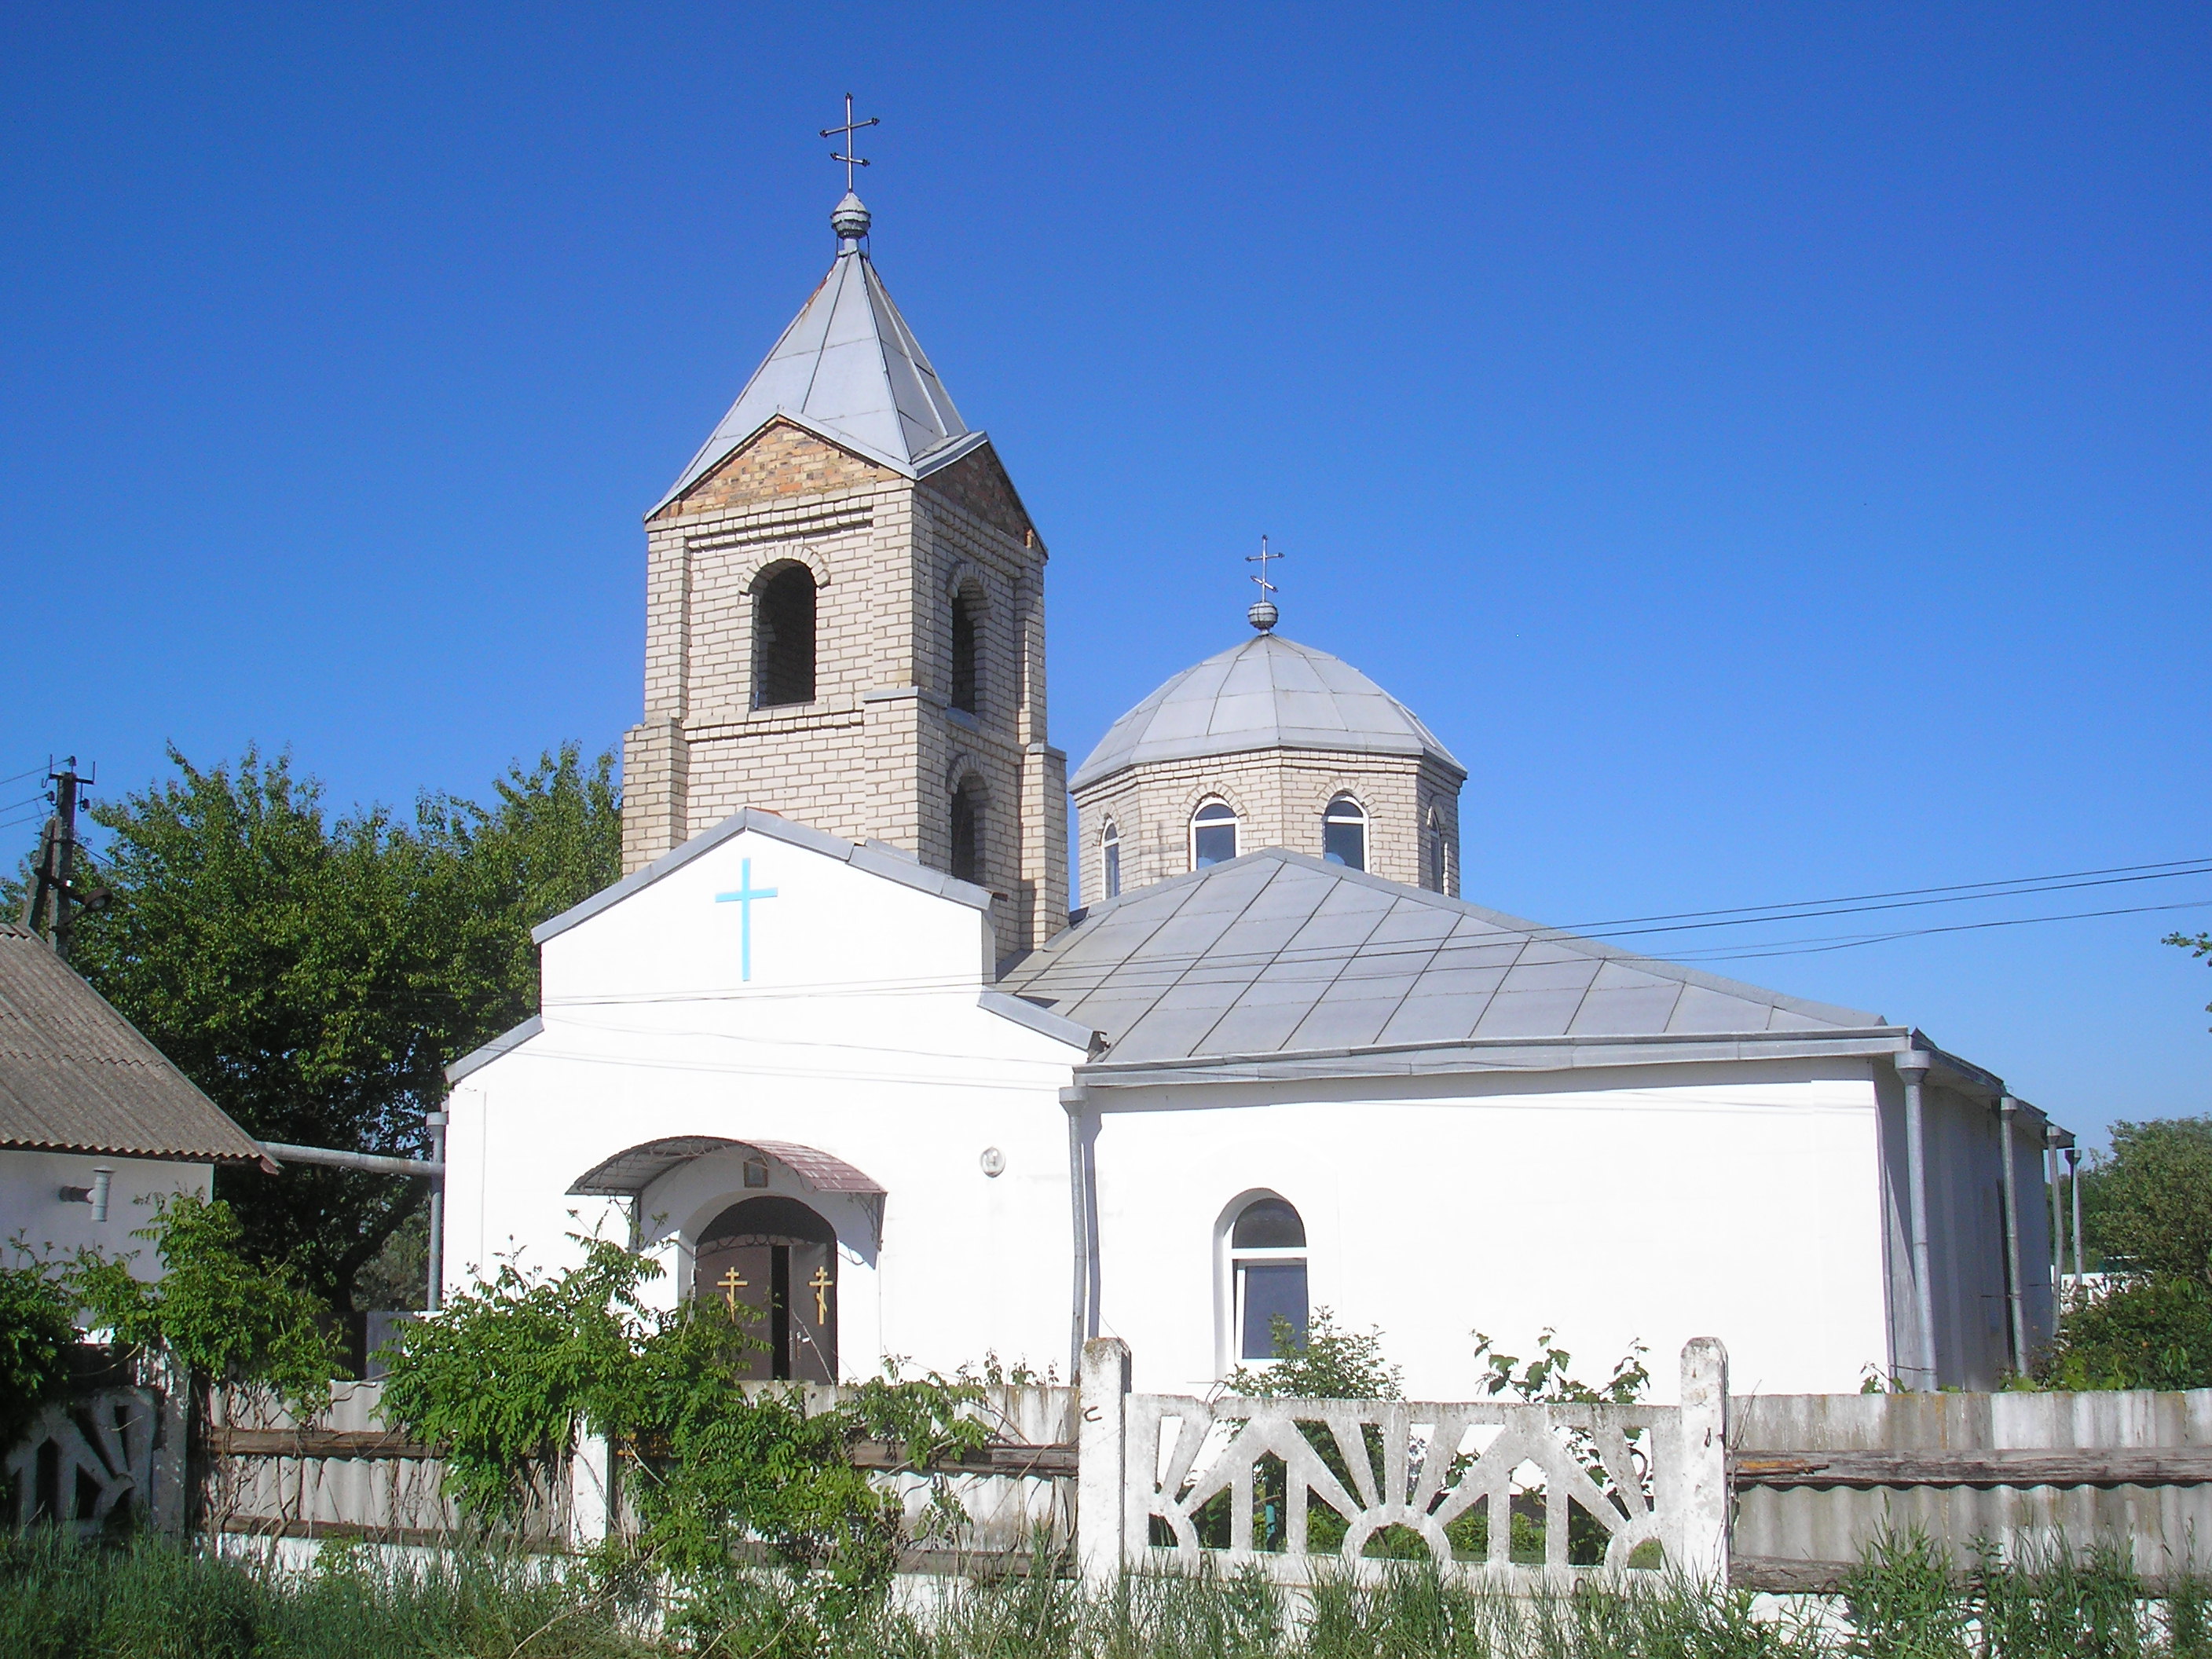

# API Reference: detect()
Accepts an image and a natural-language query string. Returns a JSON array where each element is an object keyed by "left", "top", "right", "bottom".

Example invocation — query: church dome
[{"left": 1071, "top": 634, "right": 1464, "bottom": 793}]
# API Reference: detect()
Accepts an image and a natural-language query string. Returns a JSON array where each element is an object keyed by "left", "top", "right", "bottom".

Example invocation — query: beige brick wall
[
  {"left": 1071, "top": 748, "right": 1463, "bottom": 909},
  {"left": 622, "top": 419, "right": 1068, "bottom": 959}
]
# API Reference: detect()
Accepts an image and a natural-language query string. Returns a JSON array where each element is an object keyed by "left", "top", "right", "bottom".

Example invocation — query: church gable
[
  {"left": 536, "top": 809, "right": 994, "bottom": 1007},
  {"left": 918, "top": 441, "right": 1035, "bottom": 547},
  {"left": 650, "top": 419, "right": 899, "bottom": 522}
]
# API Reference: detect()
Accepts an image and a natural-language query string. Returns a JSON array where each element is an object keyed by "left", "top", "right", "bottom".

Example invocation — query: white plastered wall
[
  {"left": 0, "top": 1150, "right": 214, "bottom": 1279},
  {"left": 441, "top": 822, "right": 1087, "bottom": 1380},
  {"left": 1082, "top": 1059, "right": 1893, "bottom": 1401}
]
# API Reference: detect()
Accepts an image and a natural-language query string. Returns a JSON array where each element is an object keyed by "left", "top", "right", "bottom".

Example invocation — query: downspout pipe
[
  {"left": 1998, "top": 1098, "right": 2027, "bottom": 1373},
  {"left": 425, "top": 1110, "right": 449, "bottom": 1313},
  {"left": 1060, "top": 1086, "right": 1090, "bottom": 1380},
  {"left": 2067, "top": 1144, "right": 2085, "bottom": 1290},
  {"left": 2046, "top": 1132, "right": 2064, "bottom": 1295},
  {"left": 1895, "top": 1049, "right": 1939, "bottom": 1390}
]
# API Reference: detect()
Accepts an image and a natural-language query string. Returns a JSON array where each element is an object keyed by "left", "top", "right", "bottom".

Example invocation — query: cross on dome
[
  {"left": 1245, "top": 536, "right": 1284, "bottom": 632},
  {"left": 821, "top": 93, "right": 878, "bottom": 193}
]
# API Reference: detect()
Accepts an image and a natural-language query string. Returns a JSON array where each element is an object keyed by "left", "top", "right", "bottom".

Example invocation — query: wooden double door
[{"left": 692, "top": 1196, "right": 838, "bottom": 1382}]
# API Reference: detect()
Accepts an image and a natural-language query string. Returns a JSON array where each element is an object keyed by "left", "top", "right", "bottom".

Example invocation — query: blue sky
[{"left": 2, "top": 3, "right": 2207, "bottom": 1148}]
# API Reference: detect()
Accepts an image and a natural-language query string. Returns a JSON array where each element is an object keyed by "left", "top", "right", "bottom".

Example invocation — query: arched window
[
  {"left": 1229, "top": 1195, "right": 1308, "bottom": 1362},
  {"left": 950, "top": 591, "right": 980, "bottom": 716},
  {"left": 1424, "top": 808, "right": 1448, "bottom": 895},
  {"left": 694, "top": 1195, "right": 838, "bottom": 1382},
  {"left": 753, "top": 564, "right": 817, "bottom": 709},
  {"left": 1190, "top": 800, "right": 1239, "bottom": 870},
  {"left": 950, "top": 779, "right": 984, "bottom": 885},
  {"left": 1101, "top": 820, "right": 1122, "bottom": 900},
  {"left": 1322, "top": 794, "right": 1367, "bottom": 871}
]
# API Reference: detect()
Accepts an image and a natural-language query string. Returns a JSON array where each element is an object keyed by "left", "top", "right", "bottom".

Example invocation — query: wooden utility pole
[{"left": 20, "top": 757, "right": 96, "bottom": 963}]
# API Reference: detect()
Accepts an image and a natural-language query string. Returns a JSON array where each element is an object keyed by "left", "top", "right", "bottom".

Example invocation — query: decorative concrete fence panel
[
  {"left": 1076, "top": 1337, "right": 1730, "bottom": 1591},
  {"left": 1731, "top": 1386, "right": 2212, "bottom": 1588},
  {"left": 5, "top": 1384, "right": 185, "bottom": 1536}
]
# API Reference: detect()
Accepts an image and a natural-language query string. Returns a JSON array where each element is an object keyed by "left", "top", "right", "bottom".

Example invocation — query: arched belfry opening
[
  {"left": 694, "top": 1195, "right": 839, "bottom": 1382},
  {"left": 950, "top": 777, "right": 986, "bottom": 886},
  {"left": 950, "top": 590, "right": 980, "bottom": 716},
  {"left": 753, "top": 563, "right": 817, "bottom": 709}
]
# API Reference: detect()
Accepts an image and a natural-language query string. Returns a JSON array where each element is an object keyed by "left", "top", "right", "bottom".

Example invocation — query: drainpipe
[
  {"left": 2067, "top": 1144, "right": 2085, "bottom": 1291},
  {"left": 1998, "top": 1098, "right": 2027, "bottom": 1372},
  {"left": 1060, "top": 1086, "right": 1090, "bottom": 1379},
  {"left": 90, "top": 1167, "right": 112, "bottom": 1224},
  {"left": 1895, "top": 1049, "right": 1939, "bottom": 1390},
  {"left": 424, "top": 1110, "right": 449, "bottom": 1313},
  {"left": 2046, "top": 1133, "right": 2064, "bottom": 1295}
]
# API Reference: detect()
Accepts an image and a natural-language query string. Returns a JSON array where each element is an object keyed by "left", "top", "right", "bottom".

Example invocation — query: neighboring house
[{"left": 0, "top": 925, "right": 267, "bottom": 1273}]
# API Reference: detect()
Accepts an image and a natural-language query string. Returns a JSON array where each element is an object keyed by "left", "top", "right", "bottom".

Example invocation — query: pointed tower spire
[{"left": 651, "top": 188, "right": 982, "bottom": 515}]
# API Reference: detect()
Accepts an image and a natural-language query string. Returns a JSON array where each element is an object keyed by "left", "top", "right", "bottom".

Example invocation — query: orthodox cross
[
  {"left": 714, "top": 859, "right": 779, "bottom": 982},
  {"left": 808, "top": 1265, "right": 833, "bottom": 1324},
  {"left": 716, "top": 1265, "right": 749, "bottom": 1313},
  {"left": 1246, "top": 535, "right": 1284, "bottom": 602},
  {"left": 821, "top": 93, "right": 879, "bottom": 192}
]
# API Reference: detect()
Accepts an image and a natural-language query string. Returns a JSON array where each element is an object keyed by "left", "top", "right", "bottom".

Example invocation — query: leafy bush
[
  {"left": 382, "top": 1236, "right": 988, "bottom": 1588},
  {"left": 2042, "top": 1276, "right": 2212, "bottom": 1391},
  {"left": 65, "top": 1189, "right": 338, "bottom": 1411},
  {"left": 0, "top": 1259, "right": 80, "bottom": 1448}
]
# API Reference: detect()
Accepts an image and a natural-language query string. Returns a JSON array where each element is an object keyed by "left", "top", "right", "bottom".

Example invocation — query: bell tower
[{"left": 621, "top": 189, "right": 1068, "bottom": 958}]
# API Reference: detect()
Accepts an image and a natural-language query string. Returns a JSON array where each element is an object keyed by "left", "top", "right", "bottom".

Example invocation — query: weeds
[{"left": 2, "top": 1526, "right": 2209, "bottom": 1658}]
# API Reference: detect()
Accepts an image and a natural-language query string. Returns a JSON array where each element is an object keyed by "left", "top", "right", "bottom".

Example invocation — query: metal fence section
[{"left": 1730, "top": 1386, "right": 2212, "bottom": 1589}]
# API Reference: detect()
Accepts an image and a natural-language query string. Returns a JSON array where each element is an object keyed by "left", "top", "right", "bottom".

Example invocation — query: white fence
[{"left": 1076, "top": 1335, "right": 1729, "bottom": 1591}]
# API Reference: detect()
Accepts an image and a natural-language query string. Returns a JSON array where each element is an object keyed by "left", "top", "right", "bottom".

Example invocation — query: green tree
[
  {"left": 10, "top": 743, "right": 619, "bottom": 1313},
  {"left": 2168, "top": 928, "right": 2212, "bottom": 1025},
  {"left": 2080, "top": 1117, "right": 2212, "bottom": 1284}
]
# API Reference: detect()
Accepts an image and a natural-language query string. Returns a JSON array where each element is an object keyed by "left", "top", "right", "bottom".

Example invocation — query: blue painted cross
[{"left": 714, "top": 859, "right": 778, "bottom": 982}]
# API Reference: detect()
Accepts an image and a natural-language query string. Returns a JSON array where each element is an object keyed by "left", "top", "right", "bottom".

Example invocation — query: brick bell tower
[{"left": 621, "top": 189, "right": 1068, "bottom": 959}]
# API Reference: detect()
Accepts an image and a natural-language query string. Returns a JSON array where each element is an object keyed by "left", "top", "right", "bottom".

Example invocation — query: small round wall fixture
[{"left": 979, "top": 1147, "right": 1006, "bottom": 1177}]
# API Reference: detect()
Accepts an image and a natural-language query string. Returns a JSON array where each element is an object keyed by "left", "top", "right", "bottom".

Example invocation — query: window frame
[
  {"left": 751, "top": 562, "right": 819, "bottom": 709},
  {"left": 1100, "top": 819, "right": 1121, "bottom": 900},
  {"left": 1321, "top": 793, "right": 1368, "bottom": 871},
  {"left": 1220, "top": 1192, "right": 1309, "bottom": 1370},
  {"left": 1189, "top": 800, "right": 1240, "bottom": 871}
]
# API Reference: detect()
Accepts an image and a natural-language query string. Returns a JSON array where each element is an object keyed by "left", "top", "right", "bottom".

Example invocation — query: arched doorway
[{"left": 694, "top": 1195, "right": 839, "bottom": 1382}]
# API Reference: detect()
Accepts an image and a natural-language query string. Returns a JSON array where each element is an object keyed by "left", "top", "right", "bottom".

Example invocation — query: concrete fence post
[
  {"left": 1077, "top": 1336, "right": 1130, "bottom": 1591},
  {"left": 1671, "top": 1337, "right": 1730, "bottom": 1584},
  {"left": 568, "top": 1433, "right": 612, "bottom": 1550}
]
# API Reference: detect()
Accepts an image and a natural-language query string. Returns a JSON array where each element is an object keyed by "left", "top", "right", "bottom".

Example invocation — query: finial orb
[
  {"left": 1247, "top": 599, "right": 1279, "bottom": 632},
  {"left": 832, "top": 191, "right": 872, "bottom": 241}
]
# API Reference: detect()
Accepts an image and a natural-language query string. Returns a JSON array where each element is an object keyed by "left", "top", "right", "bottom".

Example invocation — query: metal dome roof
[{"left": 1070, "top": 634, "right": 1465, "bottom": 793}]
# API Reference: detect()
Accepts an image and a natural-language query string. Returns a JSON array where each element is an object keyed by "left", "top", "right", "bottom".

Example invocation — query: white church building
[{"left": 440, "top": 188, "right": 2063, "bottom": 1401}]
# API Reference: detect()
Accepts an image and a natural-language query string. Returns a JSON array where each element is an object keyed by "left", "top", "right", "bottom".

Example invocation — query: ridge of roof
[
  {"left": 652, "top": 248, "right": 976, "bottom": 515},
  {"left": 998, "top": 849, "right": 1892, "bottom": 1069},
  {"left": 531, "top": 808, "right": 992, "bottom": 947},
  {"left": 1071, "top": 633, "right": 1465, "bottom": 793}
]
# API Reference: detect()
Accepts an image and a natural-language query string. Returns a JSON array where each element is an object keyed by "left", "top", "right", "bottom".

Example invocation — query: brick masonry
[
  {"left": 1070, "top": 747, "right": 1463, "bottom": 909},
  {"left": 622, "top": 419, "right": 1068, "bottom": 960}
]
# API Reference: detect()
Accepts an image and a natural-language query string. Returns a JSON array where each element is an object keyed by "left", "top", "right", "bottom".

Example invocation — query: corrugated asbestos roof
[
  {"left": 997, "top": 851, "right": 1883, "bottom": 1067},
  {"left": 653, "top": 240, "right": 980, "bottom": 515},
  {"left": 0, "top": 925, "right": 264, "bottom": 1163},
  {"left": 1070, "top": 634, "right": 1465, "bottom": 793}
]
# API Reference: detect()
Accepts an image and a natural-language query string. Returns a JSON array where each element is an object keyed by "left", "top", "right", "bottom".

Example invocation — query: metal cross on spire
[
  {"left": 1245, "top": 535, "right": 1284, "bottom": 632},
  {"left": 821, "top": 93, "right": 879, "bottom": 192}
]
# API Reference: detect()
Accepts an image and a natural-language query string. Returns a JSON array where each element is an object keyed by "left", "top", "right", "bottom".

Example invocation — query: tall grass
[{"left": 3, "top": 1529, "right": 2209, "bottom": 1659}]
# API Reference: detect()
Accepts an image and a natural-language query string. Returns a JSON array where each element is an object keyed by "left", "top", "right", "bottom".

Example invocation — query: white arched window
[
  {"left": 1322, "top": 794, "right": 1367, "bottom": 871},
  {"left": 1190, "top": 800, "right": 1238, "bottom": 870},
  {"left": 1227, "top": 1195, "right": 1309, "bottom": 1362},
  {"left": 1101, "top": 820, "right": 1122, "bottom": 899}
]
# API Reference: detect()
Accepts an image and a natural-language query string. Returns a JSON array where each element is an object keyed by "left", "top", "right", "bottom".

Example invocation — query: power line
[
  {"left": 1654, "top": 899, "right": 2212, "bottom": 965},
  {"left": 1550, "top": 855, "right": 2212, "bottom": 932}
]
